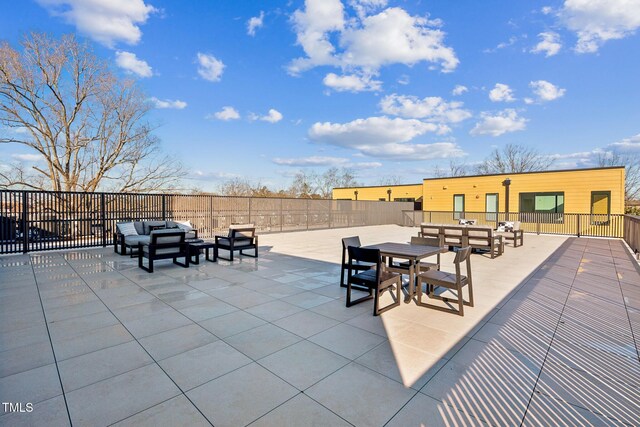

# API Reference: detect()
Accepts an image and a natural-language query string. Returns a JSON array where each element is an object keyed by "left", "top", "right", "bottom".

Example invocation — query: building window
[
  {"left": 519, "top": 192, "right": 564, "bottom": 223},
  {"left": 394, "top": 197, "right": 415, "bottom": 202},
  {"left": 591, "top": 191, "right": 611, "bottom": 225},
  {"left": 485, "top": 193, "right": 498, "bottom": 221},
  {"left": 378, "top": 198, "right": 386, "bottom": 201},
  {"left": 453, "top": 194, "right": 465, "bottom": 220}
]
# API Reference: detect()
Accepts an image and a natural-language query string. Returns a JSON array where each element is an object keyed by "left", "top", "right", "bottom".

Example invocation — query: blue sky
[{"left": 1, "top": 0, "right": 639, "bottom": 191}]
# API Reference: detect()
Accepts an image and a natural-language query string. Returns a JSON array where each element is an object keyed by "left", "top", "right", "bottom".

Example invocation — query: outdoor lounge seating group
[{"left": 114, "top": 221, "right": 258, "bottom": 272}]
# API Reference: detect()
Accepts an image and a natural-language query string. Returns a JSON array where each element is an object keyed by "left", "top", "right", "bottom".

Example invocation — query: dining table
[{"left": 362, "top": 242, "right": 446, "bottom": 301}]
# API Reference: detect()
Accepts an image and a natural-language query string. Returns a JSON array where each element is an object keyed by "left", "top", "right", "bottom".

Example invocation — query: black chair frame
[
  {"left": 346, "top": 246, "right": 401, "bottom": 316},
  {"left": 214, "top": 227, "right": 258, "bottom": 261},
  {"left": 138, "top": 231, "right": 189, "bottom": 273}
]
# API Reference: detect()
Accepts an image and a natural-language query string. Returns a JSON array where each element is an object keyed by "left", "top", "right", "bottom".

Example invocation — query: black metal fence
[
  {"left": 0, "top": 190, "right": 413, "bottom": 254},
  {"left": 402, "top": 210, "right": 626, "bottom": 238}
]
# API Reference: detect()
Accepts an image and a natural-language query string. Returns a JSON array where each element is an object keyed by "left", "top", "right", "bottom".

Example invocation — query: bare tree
[
  {"left": 434, "top": 160, "right": 468, "bottom": 178},
  {"left": 288, "top": 167, "right": 358, "bottom": 199},
  {"left": 0, "top": 32, "right": 185, "bottom": 192},
  {"left": 377, "top": 175, "right": 402, "bottom": 185},
  {"left": 596, "top": 151, "right": 640, "bottom": 202},
  {"left": 475, "top": 144, "right": 553, "bottom": 175}
]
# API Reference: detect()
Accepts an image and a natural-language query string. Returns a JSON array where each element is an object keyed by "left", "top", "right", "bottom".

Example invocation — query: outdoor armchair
[
  {"left": 340, "top": 236, "right": 374, "bottom": 289},
  {"left": 417, "top": 246, "right": 474, "bottom": 316},
  {"left": 215, "top": 224, "right": 258, "bottom": 261},
  {"left": 138, "top": 230, "right": 189, "bottom": 273}
]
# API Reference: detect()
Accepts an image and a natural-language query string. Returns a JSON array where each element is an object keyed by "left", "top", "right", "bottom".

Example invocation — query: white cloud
[
  {"left": 323, "top": 72, "right": 382, "bottom": 92},
  {"left": 379, "top": 94, "right": 472, "bottom": 123},
  {"left": 273, "top": 156, "right": 349, "bottom": 166},
  {"left": 609, "top": 133, "right": 640, "bottom": 152},
  {"left": 452, "top": 85, "right": 468, "bottom": 96},
  {"left": 559, "top": 0, "right": 640, "bottom": 53},
  {"left": 36, "top": 0, "right": 156, "bottom": 48},
  {"left": 211, "top": 106, "right": 240, "bottom": 121},
  {"left": 531, "top": 31, "right": 562, "bottom": 57},
  {"left": 289, "top": 2, "right": 458, "bottom": 76},
  {"left": 483, "top": 36, "right": 518, "bottom": 53},
  {"left": 307, "top": 116, "right": 461, "bottom": 160},
  {"left": 197, "top": 53, "right": 225, "bottom": 82},
  {"left": 148, "top": 97, "right": 187, "bottom": 109},
  {"left": 470, "top": 109, "right": 527, "bottom": 137},
  {"left": 310, "top": 116, "right": 445, "bottom": 147},
  {"left": 251, "top": 109, "right": 283, "bottom": 123},
  {"left": 528, "top": 80, "right": 566, "bottom": 103},
  {"left": 11, "top": 153, "right": 43, "bottom": 162},
  {"left": 115, "top": 51, "right": 152, "bottom": 77},
  {"left": 349, "top": 0, "right": 388, "bottom": 19},
  {"left": 247, "top": 11, "right": 264, "bottom": 36},
  {"left": 489, "top": 83, "right": 516, "bottom": 102},
  {"left": 542, "top": 6, "right": 554, "bottom": 15},
  {"left": 397, "top": 74, "right": 410, "bottom": 85}
]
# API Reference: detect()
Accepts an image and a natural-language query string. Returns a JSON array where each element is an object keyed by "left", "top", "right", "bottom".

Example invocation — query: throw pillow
[
  {"left": 117, "top": 222, "right": 138, "bottom": 236},
  {"left": 176, "top": 221, "right": 193, "bottom": 232}
]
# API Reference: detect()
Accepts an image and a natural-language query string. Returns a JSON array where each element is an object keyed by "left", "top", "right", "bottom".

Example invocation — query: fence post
[
  {"left": 249, "top": 198, "right": 252, "bottom": 226},
  {"left": 100, "top": 193, "right": 106, "bottom": 247},
  {"left": 280, "top": 199, "right": 283, "bottom": 232},
  {"left": 576, "top": 214, "right": 581, "bottom": 237},
  {"left": 306, "top": 199, "right": 309, "bottom": 230},
  {"left": 161, "top": 194, "right": 166, "bottom": 221},
  {"left": 21, "top": 191, "right": 29, "bottom": 254}
]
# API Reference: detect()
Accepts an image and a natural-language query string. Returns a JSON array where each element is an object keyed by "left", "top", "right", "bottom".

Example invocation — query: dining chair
[
  {"left": 346, "top": 246, "right": 402, "bottom": 316},
  {"left": 416, "top": 246, "right": 474, "bottom": 316},
  {"left": 340, "top": 236, "right": 373, "bottom": 289}
]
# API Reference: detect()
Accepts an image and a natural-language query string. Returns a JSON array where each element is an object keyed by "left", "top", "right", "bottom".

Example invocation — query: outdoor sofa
[{"left": 114, "top": 220, "right": 197, "bottom": 256}]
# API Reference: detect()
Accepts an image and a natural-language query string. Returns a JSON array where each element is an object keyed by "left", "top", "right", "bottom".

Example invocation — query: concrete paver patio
[{"left": 1, "top": 225, "right": 639, "bottom": 426}]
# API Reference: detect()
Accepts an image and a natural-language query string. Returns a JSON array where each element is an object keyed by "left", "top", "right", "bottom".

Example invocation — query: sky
[{"left": 1, "top": 0, "right": 639, "bottom": 191}]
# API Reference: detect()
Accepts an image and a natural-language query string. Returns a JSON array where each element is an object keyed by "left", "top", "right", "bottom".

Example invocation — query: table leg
[{"left": 407, "top": 261, "right": 416, "bottom": 301}]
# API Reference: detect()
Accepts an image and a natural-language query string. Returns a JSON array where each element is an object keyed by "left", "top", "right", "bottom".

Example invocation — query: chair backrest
[
  {"left": 453, "top": 247, "right": 472, "bottom": 283},
  {"left": 410, "top": 235, "right": 442, "bottom": 247},
  {"left": 467, "top": 226, "right": 492, "bottom": 239},
  {"left": 150, "top": 230, "right": 185, "bottom": 245},
  {"left": 228, "top": 224, "right": 255, "bottom": 238},
  {"left": 342, "top": 236, "right": 362, "bottom": 250},
  {"left": 230, "top": 226, "right": 255, "bottom": 239},
  {"left": 420, "top": 224, "right": 441, "bottom": 238},
  {"left": 512, "top": 221, "right": 521, "bottom": 230},
  {"left": 348, "top": 246, "right": 381, "bottom": 268}
]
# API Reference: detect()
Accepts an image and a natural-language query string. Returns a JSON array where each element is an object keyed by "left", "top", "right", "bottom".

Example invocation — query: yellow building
[
  {"left": 333, "top": 166, "right": 625, "bottom": 222},
  {"left": 333, "top": 183, "right": 423, "bottom": 203}
]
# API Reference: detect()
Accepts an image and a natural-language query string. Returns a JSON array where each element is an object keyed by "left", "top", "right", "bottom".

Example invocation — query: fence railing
[
  {"left": 0, "top": 190, "right": 413, "bottom": 254},
  {"left": 408, "top": 210, "right": 626, "bottom": 238},
  {"left": 624, "top": 215, "right": 640, "bottom": 258}
]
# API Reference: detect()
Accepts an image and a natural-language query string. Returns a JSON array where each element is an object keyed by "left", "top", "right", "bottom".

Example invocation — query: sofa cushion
[
  {"left": 124, "top": 235, "right": 150, "bottom": 246},
  {"left": 143, "top": 221, "right": 167, "bottom": 235},
  {"left": 133, "top": 222, "right": 144, "bottom": 235},
  {"left": 116, "top": 222, "right": 138, "bottom": 236}
]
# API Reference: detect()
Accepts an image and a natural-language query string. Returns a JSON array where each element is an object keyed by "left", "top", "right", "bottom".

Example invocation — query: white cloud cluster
[
  {"left": 531, "top": 31, "right": 562, "bottom": 57},
  {"left": 323, "top": 72, "right": 382, "bottom": 92},
  {"left": 149, "top": 97, "right": 187, "bottom": 109},
  {"left": 452, "top": 85, "right": 468, "bottom": 96},
  {"left": 272, "top": 156, "right": 382, "bottom": 168},
  {"left": 247, "top": 11, "right": 264, "bottom": 36},
  {"left": 609, "top": 133, "right": 640, "bottom": 152},
  {"left": 116, "top": 51, "right": 153, "bottom": 77},
  {"left": 379, "top": 94, "right": 471, "bottom": 124},
  {"left": 470, "top": 109, "right": 527, "bottom": 137},
  {"left": 489, "top": 83, "right": 516, "bottom": 102},
  {"left": 212, "top": 106, "right": 240, "bottom": 121},
  {"left": 308, "top": 116, "right": 463, "bottom": 160},
  {"left": 115, "top": 51, "right": 152, "bottom": 77},
  {"left": 527, "top": 80, "right": 566, "bottom": 103},
  {"left": 559, "top": 0, "right": 640, "bottom": 53},
  {"left": 251, "top": 109, "right": 283, "bottom": 123},
  {"left": 197, "top": 53, "right": 225, "bottom": 82},
  {"left": 36, "top": 0, "right": 156, "bottom": 48},
  {"left": 289, "top": 0, "right": 458, "bottom": 90},
  {"left": 11, "top": 153, "right": 43, "bottom": 162}
]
